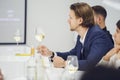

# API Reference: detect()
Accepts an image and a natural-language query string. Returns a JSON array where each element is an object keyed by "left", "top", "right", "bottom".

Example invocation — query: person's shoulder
[
  {"left": 89, "top": 25, "right": 106, "bottom": 35},
  {"left": 103, "top": 27, "right": 112, "bottom": 34},
  {"left": 87, "top": 25, "right": 112, "bottom": 42},
  {"left": 91, "top": 25, "right": 103, "bottom": 31}
]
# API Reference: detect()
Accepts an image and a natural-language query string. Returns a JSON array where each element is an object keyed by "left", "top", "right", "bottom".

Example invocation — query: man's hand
[
  {"left": 37, "top": 45, "right": 53, "bottom": 57},
  {"left": 103, "top": 45, "right": 120, "bottom": 61},
  {"left": 52, "top": 56, "right": 66, "bottom": 68}
]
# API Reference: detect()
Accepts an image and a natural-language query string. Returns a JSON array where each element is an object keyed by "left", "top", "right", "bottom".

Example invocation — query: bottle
[
  {"left": 35, "top": 51, "right": 49, "bottom": 80},
  {"left": 26, "top": 47, "right": 37, "bottom": 80},
  {"left": 35, "top": 53, "right": 43, "bottom": 80},
  {"left": 26, "top": 47, "right": 49, "bottom": 80}
]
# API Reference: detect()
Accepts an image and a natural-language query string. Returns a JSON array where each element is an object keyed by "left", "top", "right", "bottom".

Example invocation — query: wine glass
[
  {"left": 35, "top": 27, "right": 47, "bottom": 65},
  {"left": 35, "top": 27, "right": 45, "bottom": 45},
  {"left": 35, "top": 27, "right": 45, "bottom": 59},
  {"left": 66, "top": 55, "right": 78, "bottom": 80},
  {"left": 14, "top": 29, "right": 21, "bottom": 53},
  {"left": 14, "top": 29, "right": 21, "bottom": 45}
]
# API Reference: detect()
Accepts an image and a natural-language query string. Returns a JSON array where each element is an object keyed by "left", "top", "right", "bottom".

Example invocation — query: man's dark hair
[
  {"left": 81, "top": 66, "right": 120, "bottom": 80},
  {"left": 116, "top": 20, "right": 120, "bottom": 29},
  {"left": 92, "top": 5, "right": 107, "bottom": 20},
  {"left": 70, "top": 2, "right": 95, "bottom": 28}
]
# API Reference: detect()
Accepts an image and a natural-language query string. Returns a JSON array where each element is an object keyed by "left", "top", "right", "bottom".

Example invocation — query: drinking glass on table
[
  {"left": 35, "top": 27, "right": 45, "bottom": 45},
  {"left": 35, "top": 27, "right": 51, "bottom": 67},
  {"left": 66, "top": 55, "right": 78, "bottom": 80},
  {"left": 14, "top": 29, "right": 21, "bottom": 45},
  {"left": 13, "top": 29, "right": 21, "bottom": 54}
]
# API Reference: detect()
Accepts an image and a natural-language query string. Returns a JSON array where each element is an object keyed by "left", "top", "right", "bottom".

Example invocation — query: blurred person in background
[
  {"left": 37, "top": 2, "right": 113, "bottom": 71},
  {"left": 92, "top": 5, "right": 114, "bottom": 44},
  {"left": 98, "top": 20, "right": 120, "bottom": 69},
  {"left": 81, "top": 66, "right": 120, "bottom": 80}
]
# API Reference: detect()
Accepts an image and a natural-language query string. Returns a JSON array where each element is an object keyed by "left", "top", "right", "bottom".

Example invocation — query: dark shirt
[{"left": 103, "top": 27, "right": 114, "bottom": 45}]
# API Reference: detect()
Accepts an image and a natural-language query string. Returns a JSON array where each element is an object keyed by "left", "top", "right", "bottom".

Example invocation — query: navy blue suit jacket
[{"left": 57, "top": 25, "right": 114, "bottom": 71}]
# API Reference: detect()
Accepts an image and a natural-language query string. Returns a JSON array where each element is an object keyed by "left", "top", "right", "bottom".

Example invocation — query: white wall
[
  {"left": 0, "top": 0, "right": 78, "bottom": 56},
  {"left": 0, "top": 0, "right": 120, "bottom": 55},
  {"left": 26, "top": 0, "right": 78, "bottom": 52}
]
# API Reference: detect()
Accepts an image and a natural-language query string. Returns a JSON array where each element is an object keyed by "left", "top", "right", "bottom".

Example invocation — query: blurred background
[{"left": 0, "top": 0, "right": 120, "bottom": 56}]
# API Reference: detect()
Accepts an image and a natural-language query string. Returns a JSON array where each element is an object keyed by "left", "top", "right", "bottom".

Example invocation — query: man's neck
[
  {"left": 76, "top": 26, "right": 88, "bottom": 39},
  {"left": 99, "top": 22, "right": 106, "bottom": 29}
]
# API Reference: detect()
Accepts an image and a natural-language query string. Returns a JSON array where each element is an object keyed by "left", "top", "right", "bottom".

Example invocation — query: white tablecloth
[
  {"left": 11, "top": 69, "right": 84, "bottom": 80},
  {"left": 11, "top": 68, "right": 84, "bottom": 80},
  {"left": 0, "top": 56, "right": 84, "bottom": 80}
]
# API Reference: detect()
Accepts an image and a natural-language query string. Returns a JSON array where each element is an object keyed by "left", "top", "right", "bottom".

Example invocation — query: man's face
[
  {"left": 93, "top": 12, "right": 105, "bottom": 27},
  {"left": 93, "top": 12, "right": 99, "bottom": 25},
  {"left": 114, "top": 27, "right": 120, "bottom": 45},
  {"left": 68, "top": 10, "right": 80, "bottom": 31}
]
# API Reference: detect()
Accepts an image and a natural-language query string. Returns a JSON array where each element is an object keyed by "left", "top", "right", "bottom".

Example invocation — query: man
[
  {"left": 37, "top": 2, "right": 113, "bottom": 71},
  {"left": 92, "top": 5, "right": 114, "bottom": 44}
]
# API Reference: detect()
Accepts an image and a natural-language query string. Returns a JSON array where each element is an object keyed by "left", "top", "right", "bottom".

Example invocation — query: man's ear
[
  {"left": 98, "top": 15, "right": 103, "bottom": 24},
  {"left": 78, "top": 17, "right": 83, "bottom": 25}
]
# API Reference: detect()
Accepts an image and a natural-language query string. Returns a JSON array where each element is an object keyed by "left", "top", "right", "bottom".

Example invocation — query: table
[
  {"left": 0, "top": 56, "right": 29, "bottom": 80},
  {"left": 0, "top": 56, "right": 84, "bottom": 80}
]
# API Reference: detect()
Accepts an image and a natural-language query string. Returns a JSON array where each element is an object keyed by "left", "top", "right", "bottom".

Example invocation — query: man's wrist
[
  {"left": 63, "top": 61, "right": 66, "bottom": 68},
  {"left": 50, "top": 52, "right": 55, "bottom": 62},
  {"left": 50, "top": 52, "right": 55, "bottom": 58}
]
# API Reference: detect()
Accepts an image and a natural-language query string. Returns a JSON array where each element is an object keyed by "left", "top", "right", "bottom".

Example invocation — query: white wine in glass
[
  {"left": 14, "top": 36, "right": 21, "bottom": 43},
  {"left": 62, "top": 55, "right": 78, "bottom": 80},
  {"left": 35, "top": 34, "right": 45, "bottom": 42},
  {"left": 14, "top": 29, "right": 21, "bottom": 45},
  {"left": 14, "top": 29, "right": 21, "bottom": 54},
  {"left": 66, "top": 55, "right": 78, "bottom": 80},
  {"left": 67, "top": 64, "right": 78, "bottom": 74},
  {"left": 35, "top": 27, "right": 45, "bottom": 43}
]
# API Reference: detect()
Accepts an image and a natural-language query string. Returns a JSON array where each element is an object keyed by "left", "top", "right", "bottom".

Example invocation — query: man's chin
[{"left": 70, "top": 28, "right": 75, "bottom": 31}]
